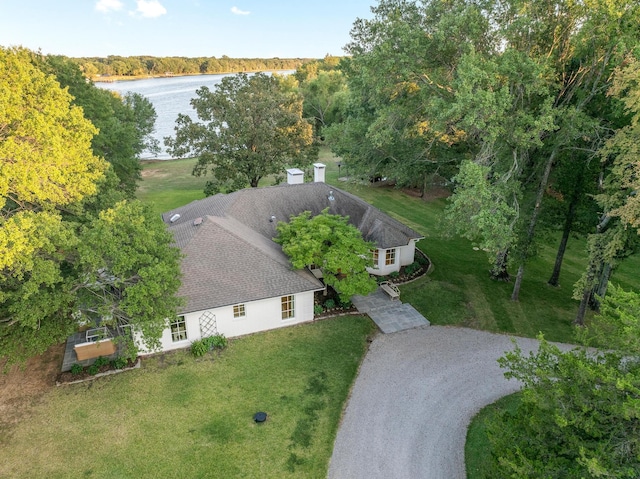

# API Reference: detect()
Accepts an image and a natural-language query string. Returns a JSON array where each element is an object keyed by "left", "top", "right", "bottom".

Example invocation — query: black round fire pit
[{"left": 253, "top": 412, "right": 267, "bottom": 423}]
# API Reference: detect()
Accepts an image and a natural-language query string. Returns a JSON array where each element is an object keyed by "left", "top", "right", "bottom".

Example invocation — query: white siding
[
  {"left": 368, "top": 242, "right": 416, "bottom": 276},
  {"left": 399, "top": 240, "right": 417, "bottom": 266},
  {"left": 136, "top": 291, "right": 317, "bottom": 355}
]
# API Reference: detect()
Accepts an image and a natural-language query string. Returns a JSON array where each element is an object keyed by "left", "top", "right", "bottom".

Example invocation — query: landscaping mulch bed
[{"left": 56, "top": 358, "right": 139, "bottom": 385}]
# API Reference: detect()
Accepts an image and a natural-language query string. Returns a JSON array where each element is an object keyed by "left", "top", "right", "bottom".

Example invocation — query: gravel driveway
[{"left": 328, "top": 326, "right": 570, "bottom": 479}]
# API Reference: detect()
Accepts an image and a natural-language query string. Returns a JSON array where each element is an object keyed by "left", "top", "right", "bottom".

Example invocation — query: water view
[{"left": 97, "top": 72, "right": 293, "bottom": 159}]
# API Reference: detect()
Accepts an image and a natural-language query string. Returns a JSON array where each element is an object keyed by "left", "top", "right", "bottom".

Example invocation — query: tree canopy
[
  {"left": 275, "top": 209, "right": 378, "bottom": 301},
  {"left": 0, "top": 47, "right": 182, "bottom": 364},
  {"left": 166, "top": 72, "right": 317, "bottom": 194},
  {"left": 329, "top": 0, "right": 640, "bottom": 308},
  {"left": 41, "top": 55, "right": 159, "bottom": 197},
  {"left": 488, "top": 284, "right": 640, "bottom": 478}
]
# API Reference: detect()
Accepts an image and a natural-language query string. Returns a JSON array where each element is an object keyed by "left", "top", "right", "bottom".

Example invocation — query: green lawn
[
  {"left": 465, "top": 393, "right": 521, "bottom": 479},
  {"left": 0, "top": 316, "right": 375, "bottom": 479},
  {"left": 138, "top": 157, "right": 207, "bottom": 215}
]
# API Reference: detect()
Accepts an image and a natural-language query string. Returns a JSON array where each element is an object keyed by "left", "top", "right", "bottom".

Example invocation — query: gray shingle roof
[{"left": 164, "top": 183, "right": 423, "bottom": 314}]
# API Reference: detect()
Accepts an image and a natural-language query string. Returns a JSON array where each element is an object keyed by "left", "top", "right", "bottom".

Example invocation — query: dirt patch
[
  {"left": 0, "top": 343, "right": 64, "bottom": 437},
  {"left": 141, "top": 168, "right": 170, "bottom": 179}
]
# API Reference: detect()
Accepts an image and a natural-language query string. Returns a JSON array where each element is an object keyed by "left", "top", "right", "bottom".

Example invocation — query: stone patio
[{"left": 351, "top": 287, "right": 430, "bottom": 333}]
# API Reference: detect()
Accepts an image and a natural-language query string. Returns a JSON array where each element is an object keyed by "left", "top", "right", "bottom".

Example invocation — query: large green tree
[
  {"left": 41, "top": 55, "right": 159, "bottom": 197},
  {"left": 488, "top": 284, "right": 640, "bottom": 478},
  {"left": 166, "top": 72, "right": 317, "bottom": 194},
  {"left": 336, "top": 0, "right": 640, "bottom": 303},
  {"left": 0, "top": 48, "right": 181, "bottom": 364},
  {"left": 275, "top": 209, "right": 378, "bottom": 301}
]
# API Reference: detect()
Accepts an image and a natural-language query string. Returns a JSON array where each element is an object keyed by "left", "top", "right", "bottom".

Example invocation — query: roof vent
[
  {"left": 169, "top": 214, "right": 181, "bottom": 223},
  {"left": 328, "top": 190, "right": 335, "bottom": 202},
  {"left": 193, "top": 217, "right": 203, "bottom": 226}
]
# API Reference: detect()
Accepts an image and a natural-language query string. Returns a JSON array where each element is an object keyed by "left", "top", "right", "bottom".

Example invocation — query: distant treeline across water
[{"left": 71, "top": 55, "right": 315, "bottom": 78}]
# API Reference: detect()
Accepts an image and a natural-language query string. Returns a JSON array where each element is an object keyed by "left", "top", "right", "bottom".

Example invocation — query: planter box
[{"left": 74, "top": 339, "right": 116, "bottom": 360}]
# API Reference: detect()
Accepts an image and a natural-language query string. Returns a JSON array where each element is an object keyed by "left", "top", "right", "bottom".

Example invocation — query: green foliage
[
  {"left": 0, "top": 48, "right": 183, "bottom": 366},
  {"left": 388, "top": 271, "right": 399, "bottom": 279},
  {"left": 166, "top": 72, "right": 317, "bottom": 192},
  {"left": 275, "top": 208, "right": 378, "bottom": 301},
  {"left": 70, "top": 363, "right": 84, "bottom": 376},
  {"left": 323, "top": 299, "right": 336, "bottom": 310},
  {"left": 444, "top": 161, "right": 519, "bottom": 266},
  {"left": 75, "top": 200, "right": 183, "bottom": 353},
  {"left": 41, "top": 55, "right": 159, "bottom": 197},
  {"left": 404, "top": 262, "right": 420, "bottom": 275},
  {"left": 93, "top": 356, "right": 109, "bottom": 368},
  {"left": 202, "top": 334, "right": 228, "bottom": 351},
  {"left": 314, "top": 304, "right": 323, "bottom": 315},
  {"left": 486, "top": 285, "right": 640, "bottom": 478},
  {"left": 190, "top": 339, "right": 208, "bottom": 358},
  {"left": 72, "top": 55, "right": 308, "bottom": 78},
  {"left": 110, "top": 356, "right": 128, "bottom": 370},
  {"left": 86, "top": 364, "right": 100, "bottom": 376}
]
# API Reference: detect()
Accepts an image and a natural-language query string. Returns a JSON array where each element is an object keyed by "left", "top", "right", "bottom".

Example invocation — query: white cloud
[
  {"left": 231, "top": 6, "right": 250, "bottom": 15},
  {"left": 134, "top": 0, "right": 167, "bottom": 18},
  {"left": 95, "top": 0, "right": 124, "bottom": 13}
]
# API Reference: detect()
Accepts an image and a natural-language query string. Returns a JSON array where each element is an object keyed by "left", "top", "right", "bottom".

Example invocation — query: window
[
  {"left": 385, "top": 248, "right": 396, "bottom": 266},
  {"left": 233, "top": 303, "right": 246, "bottom": 318},
  {"left": 171, "top": 317, "right": 187, "bottom": 342},
  {"left": 372, "top": 249, "right": 379, "bottom": 269},
  {"left": 281, "top": 295, "right": 295, "bottom": 320}
]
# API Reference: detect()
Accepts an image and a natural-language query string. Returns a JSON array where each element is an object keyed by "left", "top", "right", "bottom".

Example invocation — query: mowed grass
[
  {"left": 0, "top": 316, "right": 376, "bottom": 479},
  {"left": 138, "top": 157, "right": 207, "bottom": 215},
  {"left": 465, "top": 393, "right": 521, "bottom": 479}
]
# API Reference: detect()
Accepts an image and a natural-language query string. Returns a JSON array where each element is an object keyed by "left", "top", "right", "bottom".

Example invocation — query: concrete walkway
[
  {"left": 352, "top": 287, "right": 430, "bottom": 333},
  {"left": 328, "top": 327, "right": 575, "bottom": 479}
]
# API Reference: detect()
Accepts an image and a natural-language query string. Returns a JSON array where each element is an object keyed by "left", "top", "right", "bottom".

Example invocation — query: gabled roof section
[{"left": 175, "top": 215, "right": 323, "bottom": 314}]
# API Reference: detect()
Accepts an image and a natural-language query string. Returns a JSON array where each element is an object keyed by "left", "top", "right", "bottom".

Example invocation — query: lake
[{"left": 97, "top": 72, "right": 293, "bottom": 159}]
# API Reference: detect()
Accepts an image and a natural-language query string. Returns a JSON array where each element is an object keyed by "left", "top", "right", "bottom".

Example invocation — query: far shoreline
[{"left": 93, "top": 69, "right": 296, "bottom": 83}]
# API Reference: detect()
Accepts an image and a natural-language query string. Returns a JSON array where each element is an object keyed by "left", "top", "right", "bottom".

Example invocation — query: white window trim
[
  {"left": 233, "top": 303, "right": 246, "bottom": 319},
  {"left": 170, "top": 316, "right": 188, "bottom": 342},
  {"left": 281, "top": 295, "right": 295, "bottom": 320},
  {"left": 385, "top": 248, "right": 396, "bottom": 266}
]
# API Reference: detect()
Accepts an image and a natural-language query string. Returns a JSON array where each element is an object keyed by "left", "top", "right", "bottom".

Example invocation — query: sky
[{"left": 0, "top": 0, "right": 375, "bottom": 59}]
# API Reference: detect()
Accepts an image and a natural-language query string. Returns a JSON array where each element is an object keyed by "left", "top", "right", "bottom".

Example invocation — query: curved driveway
[{"left": 328, "top": 326, "right": 571, "bottom": 479}]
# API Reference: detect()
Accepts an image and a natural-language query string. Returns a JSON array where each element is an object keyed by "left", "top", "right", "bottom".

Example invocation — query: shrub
[
  {"left": 87, "top": 364, "right": 100, "bottom": 375},
  {"left": 324, "top": 299, "right": 335, "bottom": 310},
  {"left": 404, "top": 262, "right": 419, "bottom": 275},
  {"left": 110, "top": 357, "right": 128, "bottom": 369},
  {"left": 416, "top": 253, "right": 429, "bottom": 265},
  {"left": 389, "top": 271, "right": 400, "bottom": 279},
  {"left": 339, "top": 298, "right": 352, "bottom": 309},
  {"left": 190, "top": 339, "right": 208, "bottom": 357},
  {"left": 93, "top": 356, "right": 109, "bottom": 368},
  {"left": 70, "top": 363, "right": 83, "bottom": 376},
  {"left": 314, "top": 304, "right": 323, "bottom": 315},
  {"left": 210, "top": 334, "right": 228, "bottom": 349}
]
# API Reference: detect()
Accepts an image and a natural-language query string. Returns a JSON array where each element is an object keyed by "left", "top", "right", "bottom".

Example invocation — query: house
[{"left": 138, "top": 164, "right": 423, "bottom": 354}]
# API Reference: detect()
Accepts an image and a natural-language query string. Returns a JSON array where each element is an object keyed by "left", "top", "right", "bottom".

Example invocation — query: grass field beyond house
[{"left": 0, "top": 316, "right": 375, "bottom": 479}]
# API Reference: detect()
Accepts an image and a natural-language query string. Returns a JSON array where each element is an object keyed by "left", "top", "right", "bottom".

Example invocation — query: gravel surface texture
[{"left": 328, "top": 325, "right": 573, "bottom": 479}]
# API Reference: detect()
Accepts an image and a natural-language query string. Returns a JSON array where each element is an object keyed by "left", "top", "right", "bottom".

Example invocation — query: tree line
[{"left": 72, "top": 55, "right": 313, "bottom": 78}]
